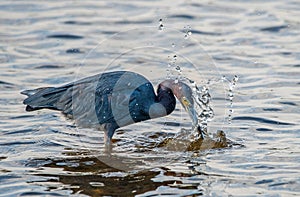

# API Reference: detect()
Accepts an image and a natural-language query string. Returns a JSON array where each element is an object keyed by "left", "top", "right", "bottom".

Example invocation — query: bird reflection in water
[{"left": 27, "top": 154, "right": 164, "bottom": 196}]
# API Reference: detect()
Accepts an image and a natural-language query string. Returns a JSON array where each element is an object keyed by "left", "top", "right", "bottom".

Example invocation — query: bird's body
[{"left": 22, "top": 71, "right": 197, "bottom": 144}]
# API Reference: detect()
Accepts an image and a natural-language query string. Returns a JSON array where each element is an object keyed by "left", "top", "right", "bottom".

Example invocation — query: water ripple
[
  {"left": 34, "top": 65, "right": 63, "bottom": 69},
  {"left": 232, "top": 116, "right": 294, "bottom": 126},
  {"left": 47, "top": 34, "right": 84, "bottom": 39},
  {"left": 0, "top": 0, "right": 300, "bottom": 196},
  {"left": 260, "top": 25, "right": 289, "bottom": 33}
]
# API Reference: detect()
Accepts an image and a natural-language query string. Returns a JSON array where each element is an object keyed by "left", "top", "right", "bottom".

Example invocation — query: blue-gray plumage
[{"left": 21, "top": 71, "right": 198, "bottom": 145}]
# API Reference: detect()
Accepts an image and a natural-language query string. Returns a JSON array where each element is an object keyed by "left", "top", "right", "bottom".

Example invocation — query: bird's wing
[
  {"left": 93, "top": 72, "right": 156, "bottom": 127},
  {"left": 22, "top": 71, "right": 156, "bottom": 129},
  {"left": 67, "top": 71, "right": 155, "bottom": 128},
  {"left": 66, "top": 71, "right": 126, "bottom": 127}
]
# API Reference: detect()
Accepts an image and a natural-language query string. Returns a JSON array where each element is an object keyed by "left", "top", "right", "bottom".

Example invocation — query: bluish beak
[{"left": 186, "top": 105, "right": 198, "bottom": 126}]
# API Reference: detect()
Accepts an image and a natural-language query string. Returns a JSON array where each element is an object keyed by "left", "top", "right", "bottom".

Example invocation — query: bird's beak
[{"left": 181, "top": 97, "right": 198, "bottom": 126}]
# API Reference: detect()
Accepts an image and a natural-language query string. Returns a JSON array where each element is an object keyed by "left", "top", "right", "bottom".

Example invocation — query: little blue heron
[{"left": 21, "top": 71, "right": 198, "bottom": 145}]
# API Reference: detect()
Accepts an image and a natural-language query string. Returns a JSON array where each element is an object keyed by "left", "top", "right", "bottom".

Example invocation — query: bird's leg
[
  {"left": 103, "top": 123, "right": 116, "bottom": 149},
  {"left": 104, "top": 131, "right": 113, "bottom": 154},
  {"left": 104, "top": 141, "right": 112, "bottom": 154},
  {"left": 103, "top": 131, "right": 111, "bottom": 145}
]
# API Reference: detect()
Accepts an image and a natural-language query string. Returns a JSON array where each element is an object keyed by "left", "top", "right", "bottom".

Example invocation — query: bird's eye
[{"left": 181, "top": 97, "right": 190, "bottom": 107}]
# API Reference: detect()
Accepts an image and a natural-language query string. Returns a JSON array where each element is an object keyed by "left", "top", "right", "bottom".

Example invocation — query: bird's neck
[
  {"left": 148, "top": 87, "right": 176, "bottom": 119},
  {"left": 157, "top": 88, "right": 176, "bottom": 114}
]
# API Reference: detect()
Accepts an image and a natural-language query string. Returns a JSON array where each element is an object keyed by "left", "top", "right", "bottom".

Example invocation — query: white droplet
[
  {"left": 233, "top": 75, "right": 239, "bottom": 83},
  {"left": 173, "top": 54, "right": 177, "bottom": 60},
  {"left": 175, "top": 65, "right": 182, "bottom": 73},
  {"left": 158, "top": 19, "right": 164, "bottom": 31},
  {"left": 183, "top": 25, "right": 192, "bottom": 39}
]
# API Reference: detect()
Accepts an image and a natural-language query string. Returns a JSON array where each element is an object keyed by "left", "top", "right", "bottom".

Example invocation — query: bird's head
[{"left": 159, "top": 79, "right": 198, "bottom": 126}]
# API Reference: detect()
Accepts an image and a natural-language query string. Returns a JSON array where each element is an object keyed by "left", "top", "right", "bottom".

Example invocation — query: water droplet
[
  {"left": 175, "top": 66, "right": 182, "bottom": 74},
  {"left": 172, "top": 43, "right": 175, "bottom": 47},
  {"left": 227, "top": 75, "right": 238, "bottom": 124},
  {"left": 233, "top": 75, "right": 239, "bottom": 83},
  {"left": 173, "top": 54, "right": 177, "bottom": 60},
  {"left": 183, "top": 25, "right": 192, "bottom": 39},
  {"left": 221, "top": 75, "right": 227, "bottom": 82},
  {"left": 159, "top": 24, "right": 164, "bottom": 30},
  {"left": 127, "top": 82, "right": 131, "bottom": 86},
  {"left": 158, "top": 19, "right": 164, "bottom": 31}
]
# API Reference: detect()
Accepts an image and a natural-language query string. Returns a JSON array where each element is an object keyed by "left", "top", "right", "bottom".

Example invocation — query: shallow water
[{"left": 1, "top": 0, "right": 300, "bottom": 196}]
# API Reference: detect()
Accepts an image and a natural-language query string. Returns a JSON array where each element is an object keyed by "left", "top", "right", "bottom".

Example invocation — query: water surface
[{"left": 0, "top": 0, "right": 299, "bottom": 196}]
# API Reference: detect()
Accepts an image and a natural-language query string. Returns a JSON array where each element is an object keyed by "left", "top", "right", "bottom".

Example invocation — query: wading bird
[{"left": 21, "top": 71, "right": 198, "bottom": 145}]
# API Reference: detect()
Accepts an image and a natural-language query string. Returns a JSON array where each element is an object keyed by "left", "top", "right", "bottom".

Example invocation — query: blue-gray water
[{"left": 0, "top": 1, "right": 299, "bottom": 196}]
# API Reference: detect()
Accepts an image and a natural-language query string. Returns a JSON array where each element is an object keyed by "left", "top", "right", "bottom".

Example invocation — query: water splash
[
  {"left": 190, "top": 82, "right": 214, "bottom": 138},
  {"left": 157, "top": 76, "right": 235, "bottom": 151},
  {"left": 167, "top": 63, "right": 238, "bottom": 131},
  {"left": 159, "top": 68, "right": 239, "bottom": 151},
  {"left": 163, "top": 54, "right": 238, "bottom": 150},
  {"left": 165, "top": 59, "right": 214, "bottom": 137}
]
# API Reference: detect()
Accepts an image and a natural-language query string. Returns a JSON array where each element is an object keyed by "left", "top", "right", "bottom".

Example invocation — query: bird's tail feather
[{"left": 21, "top": 86, "right": 69, "bottom": 112}]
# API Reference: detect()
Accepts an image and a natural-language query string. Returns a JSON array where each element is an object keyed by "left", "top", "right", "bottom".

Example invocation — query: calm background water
[{"left": 1, "top": 0, "right": 299, "bottom": 196}]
